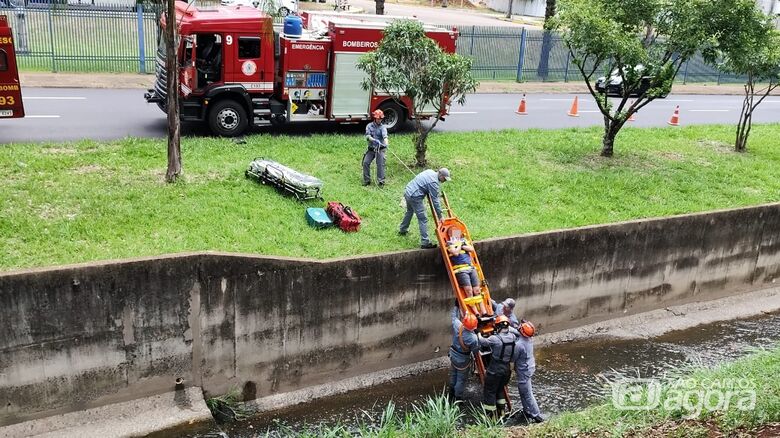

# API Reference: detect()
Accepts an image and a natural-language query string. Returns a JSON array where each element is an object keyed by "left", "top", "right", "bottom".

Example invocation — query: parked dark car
[{"left": 595, "top": 65, "right": 669, "bottom": 98}]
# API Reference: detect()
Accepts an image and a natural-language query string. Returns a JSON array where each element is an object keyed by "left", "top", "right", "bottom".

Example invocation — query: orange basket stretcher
[{"left": 427, "top": 191, "right": 512, "bottom": 411}]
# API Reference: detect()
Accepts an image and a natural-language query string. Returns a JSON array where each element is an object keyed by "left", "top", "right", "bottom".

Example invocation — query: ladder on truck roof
[{"left": 427, "top": 191, "right": 512, "bottom": 411}]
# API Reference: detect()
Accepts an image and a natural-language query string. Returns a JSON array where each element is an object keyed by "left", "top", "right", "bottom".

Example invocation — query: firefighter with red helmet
[
  {"left": 478, "top": 314, "right": 520, "bottom": 418},
  {"left": 363, "top": 109, "right": 389, "bottom": 187},
  {"left": 516, "top": 320, "right": 544, "bottom": 423},
  {"left": 449, "top": 306, "right": 479, "bottom": 401}
]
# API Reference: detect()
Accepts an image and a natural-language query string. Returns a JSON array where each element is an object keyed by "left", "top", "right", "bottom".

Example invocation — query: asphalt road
[{"left": 2, "top": 88, "right": 780, "bottom": 144}]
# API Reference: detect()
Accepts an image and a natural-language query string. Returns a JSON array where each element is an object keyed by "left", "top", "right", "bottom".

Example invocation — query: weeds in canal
[
  {"left": 511, "top": 344, "right": 780, "bottom": 437},
  {"left": 205, "top": 387, "right": 250, "bottom": 423}
]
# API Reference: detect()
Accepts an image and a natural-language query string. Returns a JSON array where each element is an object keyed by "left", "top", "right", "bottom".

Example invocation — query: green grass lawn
[
  {"left": 510, "top": 344, "right": 780, "bottom": 437},
  {"left": 2, "top": 124, "right": 780, "bottom": 271}
]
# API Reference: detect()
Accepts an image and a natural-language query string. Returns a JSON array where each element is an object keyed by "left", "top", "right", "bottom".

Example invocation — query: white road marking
[
  {"left": 448, "top": 111, "right": 478, "bottom": 114},
  {"left": 24, "top": 97, "right": 86, "bottom": 100},
  {"left": 688, "top": 109, "right": 730, "bottom": 112},
  {"left": 25, "top": 115, "right": 61, "bottom": 118}
]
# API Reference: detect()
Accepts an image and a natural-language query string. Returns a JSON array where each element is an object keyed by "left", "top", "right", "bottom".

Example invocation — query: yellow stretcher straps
[
  {"left": 452, "top": 264, "right": 472, "bottom": 273},
  {"left": 463, "top": 295, "right": 483, "bottom": 306}
]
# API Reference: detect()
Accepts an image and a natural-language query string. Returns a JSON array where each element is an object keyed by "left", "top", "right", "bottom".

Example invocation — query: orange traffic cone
[
  {"left": 668, "top": 105, "right": 680, "bottom": 126},
  {"left": 567, "top": 96, "right": 579, "bottom": 117},
  {"left": 628, "top": 101, "right": 636, "bottom": 122},
  {"left": 515, "top": 94, "right": 528, "bottom": 115}
]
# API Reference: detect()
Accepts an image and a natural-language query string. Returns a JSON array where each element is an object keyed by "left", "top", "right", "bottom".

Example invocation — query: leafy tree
[
  {"left": 709, "top": 0, "right": 780, "bottom": 152},
  {"left": 163, "top": 0, "right": 182, "bottom": 182},
  {"left": 551, "top": 0, "right": 719, "bottom": 157},
  {"left": 358, "top": 20, "right": 478, "bottom": 167}
]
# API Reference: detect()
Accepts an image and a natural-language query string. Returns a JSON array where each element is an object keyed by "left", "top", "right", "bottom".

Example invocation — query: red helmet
[
  {"left": 372, "top": 109, "right": 384, "bottom": 119},
  {"left": 520, "top": 320, "right": 536, "bottom": 337},
  {"left": 462, "top": 313, "right": 478, "bottom": 331},
  {"left": 495, "top": 315, "right": 510, "bottom": 328}
]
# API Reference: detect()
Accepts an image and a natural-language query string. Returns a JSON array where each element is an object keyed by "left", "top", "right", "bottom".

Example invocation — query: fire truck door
[
  {"left": 180, "top": 35, "right": 196, "bottom": 96},
  {"left": 230, "top": 34, "right": 268, "bottom": 91},
  {"left": 0, "top": 15, "right": 24, "bottom": 119}
]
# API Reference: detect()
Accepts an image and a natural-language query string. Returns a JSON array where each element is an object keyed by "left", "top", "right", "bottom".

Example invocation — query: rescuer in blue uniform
[
  {"left": 478, "top": 315, "right": 519, "bottom": 418},
  {"left": 399, "top": 168, "right": 451, "bottom": 249},
  {"left": 449, "top": 306, "right": 479, "bottom": 401},
  {"left": 515, "top": 320, "right": 545, "bottom": 423}
]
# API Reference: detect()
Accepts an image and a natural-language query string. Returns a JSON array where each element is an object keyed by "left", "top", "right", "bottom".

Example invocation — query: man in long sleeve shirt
[
  {"left": 362, "top": 110, "right": 389, "bottom": 186},
  {"left": 449, "top": 306, "right": 479, "bottom": 401},
  {"left": 399, "top": 168, "right": 450, "bottom": 249}
]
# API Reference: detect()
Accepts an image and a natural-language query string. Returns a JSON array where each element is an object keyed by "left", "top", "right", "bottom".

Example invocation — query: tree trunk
[
  {"left": 505, "top": 0, "right": 513, "bottom": 19},
  {"left": 165, "top": 0, "right": 181, "bottom": 182},
  {"left": 375, "top": 0, "right": 384, "bottom": 15},
  {"left": 537, "top": 0, "right": 556, "bottom": 79},
  {"left": 601, "top": 120, "right": 621, "bottom": 157},
  {"left": 537, "top": 31, "right": 553, "bottom": 80}
]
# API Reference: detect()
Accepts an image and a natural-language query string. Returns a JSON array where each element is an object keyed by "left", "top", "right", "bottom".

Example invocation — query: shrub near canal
[
  {"left": 509, "top": 345, "right": 780, "bottom": 438},
  {"left": 2, "top": 124, "right": 780, "bottom": 270}
]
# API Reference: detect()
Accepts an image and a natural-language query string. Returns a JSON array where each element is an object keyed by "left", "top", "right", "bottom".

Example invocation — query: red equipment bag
[{"left": 326, "top": 202, "right": 362, "bottom": 232}]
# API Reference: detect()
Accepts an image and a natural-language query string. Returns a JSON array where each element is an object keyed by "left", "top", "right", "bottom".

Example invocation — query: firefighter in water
[
  {"left": 449, "top": 306, "right": 479, "bottom": 401},
  {"left": 363, "top": 109, "right": 389, "bottom": 187},
  {"left": 515, "top": 320, "right": 545, "bottom": 423},
  {"left": 478, "top": 315, "right": 519, "bottom": 418}
]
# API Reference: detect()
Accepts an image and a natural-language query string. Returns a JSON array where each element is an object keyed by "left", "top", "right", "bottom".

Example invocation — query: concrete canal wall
[{"left": 1, "top": 203, "right": 779, "bottom": 426}]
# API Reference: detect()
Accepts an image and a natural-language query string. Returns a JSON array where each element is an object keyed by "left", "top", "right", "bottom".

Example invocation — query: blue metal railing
[{"left": 1, "top": 4, "right": 744, "bottom": 82}]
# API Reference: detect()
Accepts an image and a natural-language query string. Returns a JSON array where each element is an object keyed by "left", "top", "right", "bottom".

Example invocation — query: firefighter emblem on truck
[{"left": 242, "top": 60, "right": 257, "bottom": 77}]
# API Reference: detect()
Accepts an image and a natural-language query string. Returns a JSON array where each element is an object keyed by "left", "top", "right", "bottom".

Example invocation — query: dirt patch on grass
[
  {"left": 41, "top": 147, "right": 77, "bottom": 155},
  {"left": 72, "top": 164, "right": 103, "bottom": 175},
  {"left": 37, "top": 203, "right": 80, "bottom": 221},
  {"left": 697, "top": 140, "right": 735, "bottom": 154}
]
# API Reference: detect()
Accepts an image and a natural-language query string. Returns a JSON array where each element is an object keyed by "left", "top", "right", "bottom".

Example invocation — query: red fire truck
[
  {"left": 0, "top": 14, "right": 24, "bottom": 119},
  {"left": 144, "top": 4, "right": 457, "bottom": 136}
]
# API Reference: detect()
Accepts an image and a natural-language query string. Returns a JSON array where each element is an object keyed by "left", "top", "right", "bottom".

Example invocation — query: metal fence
[{"left": 1, "top": 4, "right": 745, "bottom": 83}]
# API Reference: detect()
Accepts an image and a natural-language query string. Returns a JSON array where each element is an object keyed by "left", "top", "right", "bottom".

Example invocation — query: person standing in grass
[
  {"left": 399, "top": 168, "right": 450, "bottom": 249},
  {"left": 515, "top": 320, "right": 544, "bottom": 423},
  {"left": 363, "top": 109, "right": 389, "bottom": 187}
]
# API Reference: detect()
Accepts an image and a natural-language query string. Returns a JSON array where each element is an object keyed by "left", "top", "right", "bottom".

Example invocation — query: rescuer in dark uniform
[
  {"left": 478, "top": 314, "right": 519, "bottom": 418},
  {"left": 449, "top": 306, "right": 479, "bottom": 401}
]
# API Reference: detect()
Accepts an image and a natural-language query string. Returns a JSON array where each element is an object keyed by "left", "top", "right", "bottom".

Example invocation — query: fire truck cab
[
  {"left": 144, "top": 4, "right": 457, "bottom": 136},
  {"left": 0, "top": 15, "right": 24, "bottom": 119}
]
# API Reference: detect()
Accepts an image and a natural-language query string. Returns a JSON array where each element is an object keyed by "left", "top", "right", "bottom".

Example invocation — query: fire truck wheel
[
  {"left": 209, "top": 99, "right": 248, "bottom": 137},
  {"left": 378, "top": 102, "right": 406, "bottom": 133}
]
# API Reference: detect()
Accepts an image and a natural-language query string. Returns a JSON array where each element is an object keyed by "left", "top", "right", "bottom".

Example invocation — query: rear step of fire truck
[{"left": 428, "top": 192, "right": 512, "bottom": 411}]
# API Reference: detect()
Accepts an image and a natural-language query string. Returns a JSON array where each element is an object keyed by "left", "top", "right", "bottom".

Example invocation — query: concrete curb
[{"left": 0, "top": 387, "right": 214, "bottom": 438}]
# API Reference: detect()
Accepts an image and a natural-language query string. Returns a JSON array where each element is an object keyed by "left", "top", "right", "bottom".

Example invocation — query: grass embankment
[
  {"left": 510, "top": 345, "right": 780, "bottom": 437},
  {"left": 2, "top": 124, "right": 780, "bottom": 271}
]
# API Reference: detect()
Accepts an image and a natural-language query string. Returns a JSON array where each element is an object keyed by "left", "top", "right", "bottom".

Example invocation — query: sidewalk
[{"left": 18, "top": 71, "right": 758, "bottom": 95}]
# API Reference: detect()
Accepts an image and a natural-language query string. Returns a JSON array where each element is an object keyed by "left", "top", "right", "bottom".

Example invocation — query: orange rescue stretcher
[{"left": 428, "top": 191, "right": 512, "bottom": 411}]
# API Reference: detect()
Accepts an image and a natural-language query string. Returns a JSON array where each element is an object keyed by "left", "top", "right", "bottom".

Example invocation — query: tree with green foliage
[
  {"left": 709, "top": 0, "right": 780, "bottom": 152},
  {"left": 551, "top": 0, "right": 719, "bottom": 157},
  {"left": 357, "top": 20, "right": 478, "bottom": 167}
]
